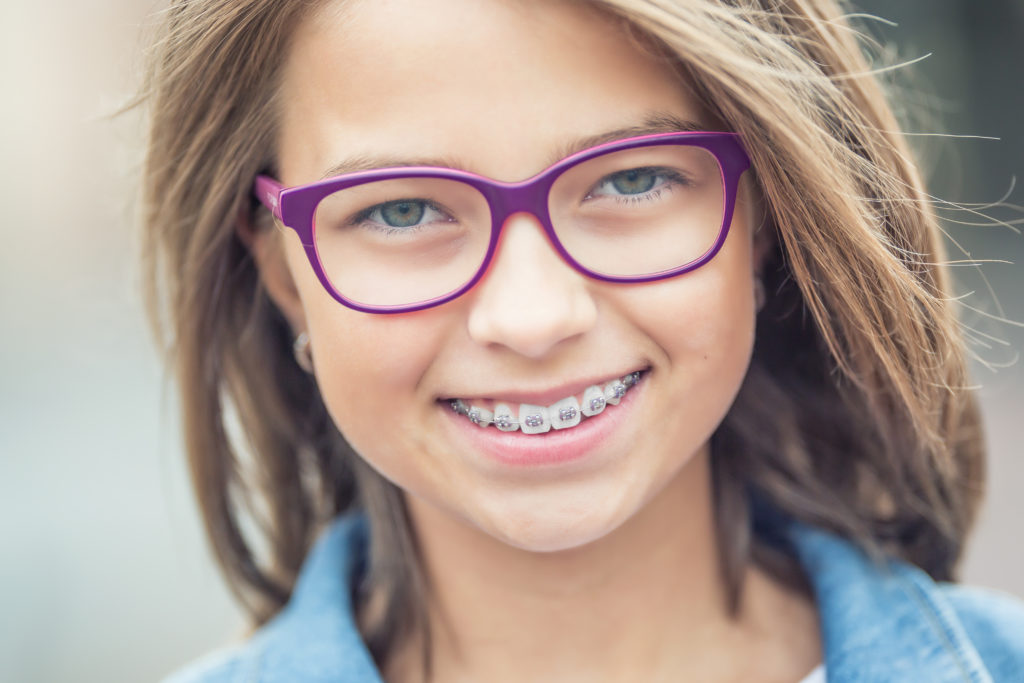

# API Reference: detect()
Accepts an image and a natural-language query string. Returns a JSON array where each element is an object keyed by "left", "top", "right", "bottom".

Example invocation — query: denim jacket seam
[{"left": 895, "top": 568, "right": 987, "bottom": 683}]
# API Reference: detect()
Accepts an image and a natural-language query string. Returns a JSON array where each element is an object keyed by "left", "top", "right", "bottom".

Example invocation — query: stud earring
[
  {"left": 755, "top": 278, "right": 766, "bottom": 312},
  {"left": 293, "top": 331, "right": 314, "bottom": 373}
]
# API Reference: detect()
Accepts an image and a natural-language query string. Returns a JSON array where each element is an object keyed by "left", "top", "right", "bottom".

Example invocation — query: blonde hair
[{"left": 140, "top": 0, "right": 984, "bottom": 672}]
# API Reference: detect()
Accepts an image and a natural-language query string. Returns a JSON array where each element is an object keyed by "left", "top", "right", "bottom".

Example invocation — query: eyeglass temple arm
[{"left": 254, "top": 175, "right": 285, "bottom": 223}]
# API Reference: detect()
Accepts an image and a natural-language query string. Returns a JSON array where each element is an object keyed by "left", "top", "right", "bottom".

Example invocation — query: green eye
[
  {"left": 610, "top": 169, "right": 658, "bottom": 195},
  {"left": 379, "top": 200, "right": 426, "bottom": 227}
]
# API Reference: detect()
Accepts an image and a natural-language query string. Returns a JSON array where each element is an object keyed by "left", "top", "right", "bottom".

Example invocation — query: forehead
[{"left": 277, "top": 0, "right": 706, "bottom": 185}]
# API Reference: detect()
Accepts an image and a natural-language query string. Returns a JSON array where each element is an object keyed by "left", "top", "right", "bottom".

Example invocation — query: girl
[{"left": 142, "top": 0, "right": 1024, "bottom": 681}]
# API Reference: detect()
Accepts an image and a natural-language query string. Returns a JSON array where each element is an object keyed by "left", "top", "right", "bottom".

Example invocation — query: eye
[
  {"left": 588, "top": 166, "right": 684, "bottom": 199},
  {"left": 375, "top": 200, "right": 429, "bottom": 227},
  {"left": 359, "top": 199, "right": 448, "bottom": 230},
  {"left": 608, "top": 169, "right": 658, "bottom": 194}
]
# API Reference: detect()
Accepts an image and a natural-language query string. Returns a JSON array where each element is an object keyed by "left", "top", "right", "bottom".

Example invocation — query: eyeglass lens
[{"left": 312, "top": 144, "right": 725, "bottom": 307}]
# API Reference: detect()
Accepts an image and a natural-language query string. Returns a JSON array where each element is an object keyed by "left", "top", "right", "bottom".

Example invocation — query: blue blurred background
[{"left": 1, "top": 1, "right": 1021, "bottom": 681}]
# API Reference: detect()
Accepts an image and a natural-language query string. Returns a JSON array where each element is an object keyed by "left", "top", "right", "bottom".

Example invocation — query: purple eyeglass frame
[{"left": 253, "top": 131, "right": 750, "bottom": 314}]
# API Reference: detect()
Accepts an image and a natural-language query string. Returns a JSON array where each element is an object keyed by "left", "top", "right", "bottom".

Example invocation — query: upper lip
[{"left": 440, "top": 368, "right": 647, "bottom": 406}]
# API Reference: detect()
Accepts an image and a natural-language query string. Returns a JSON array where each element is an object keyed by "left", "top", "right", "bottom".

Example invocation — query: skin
[{"left": 254, "top": 0, "right": 821, "bottom": 680}]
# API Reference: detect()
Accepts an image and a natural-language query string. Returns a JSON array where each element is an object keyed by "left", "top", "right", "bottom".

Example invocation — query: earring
[
  {"left": 755, "top": 278, "right": 766, "bottom": 313},
  {"left": 293, "top": 331, "right": 314, "bottom": 373}
]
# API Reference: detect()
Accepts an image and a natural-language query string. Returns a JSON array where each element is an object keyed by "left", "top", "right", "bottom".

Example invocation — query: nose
[{"left": 466, "top": 213, "right": 597, "bottom": 358}]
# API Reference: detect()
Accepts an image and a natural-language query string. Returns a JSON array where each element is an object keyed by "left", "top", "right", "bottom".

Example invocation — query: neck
[{"left": 385, "top": 451, "right": 821, "bottom": 683}]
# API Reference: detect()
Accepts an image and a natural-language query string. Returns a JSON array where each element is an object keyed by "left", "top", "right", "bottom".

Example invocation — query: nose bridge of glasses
[{"left": 486, "top": 177, "right": 554, "bottom": 234}]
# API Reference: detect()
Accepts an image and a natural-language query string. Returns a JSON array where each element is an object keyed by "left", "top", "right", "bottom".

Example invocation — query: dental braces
[{"left": 449, "top": 371, "right": 642, "bottom": 434}]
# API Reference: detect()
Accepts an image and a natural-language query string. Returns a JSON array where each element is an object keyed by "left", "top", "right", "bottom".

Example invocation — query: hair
[{"left": 140, "top": 0, "right": 984, "bottom": 674}]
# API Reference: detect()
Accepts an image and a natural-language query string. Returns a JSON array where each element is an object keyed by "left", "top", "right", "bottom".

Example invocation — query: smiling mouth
[{"left": 446, "top": 370, "right": 645, "bottom": 434}]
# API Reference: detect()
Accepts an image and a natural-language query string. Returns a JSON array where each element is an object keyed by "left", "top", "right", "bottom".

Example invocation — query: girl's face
[{"left": 266, "top": 0, "right": 759, "bottom": 552}]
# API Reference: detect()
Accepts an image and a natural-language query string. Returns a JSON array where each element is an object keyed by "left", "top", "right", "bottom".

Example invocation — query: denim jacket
[{"left": 167, "top": 513, "right": 1024, "bottom": 682}]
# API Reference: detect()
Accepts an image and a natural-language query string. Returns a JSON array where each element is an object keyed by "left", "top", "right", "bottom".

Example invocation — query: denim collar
[
  {"left": 787, "top": 522, "right": 991, "bottom": 682},
  {"left": 236, "top": 512, "right": 993, "bottom": 682}
]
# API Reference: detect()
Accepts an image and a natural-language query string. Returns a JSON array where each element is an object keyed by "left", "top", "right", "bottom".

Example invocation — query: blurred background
[{"left": 0, "top": 1, "right": 1021, "bottom": 681}]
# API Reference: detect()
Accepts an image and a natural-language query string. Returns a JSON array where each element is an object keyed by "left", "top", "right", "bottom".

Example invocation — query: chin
[{"left": 474, "top": 487, "right": 636, "bottom": 554}]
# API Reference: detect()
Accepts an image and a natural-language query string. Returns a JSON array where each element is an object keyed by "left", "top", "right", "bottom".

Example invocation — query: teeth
[
  {"left": 549, "top": 397, "right": 581, "bottom": 430},
  {"left": 493, "top": 403, "right": 519, "bottom": 432},
  {"left": 603, "top": 379, "right": 627, "bottom": 406},
  {"left": 519, "top": 404, "right": 551, "bottom": 434},
  {"left": 451, "top": 371, "right": 642, "bottom": 433},
  {"left": 581, "top": 385, "right": 607, "bottom": 417},
  {"left": 466, "top": 406, "right": 493, "bottom": 428}
]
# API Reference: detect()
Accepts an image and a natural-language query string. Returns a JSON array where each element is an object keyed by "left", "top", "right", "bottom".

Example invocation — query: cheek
[
  {"left": 309, "top": 308, "right": 449, "bottom": 486},
  {"left": 312, "top": 310, "right": 434, "bottom": 411},
  {"left": 639, "top": 250, "right": 755, "bottom": 362},
  {"left": 620, "top": 230, "right": 757, "bottom": 431},
  {"left": 286, "top": 244, "right": 448, "bottom": 466},
  {"left": 632, "top": 178, "right": 759, "bottom": 368}
]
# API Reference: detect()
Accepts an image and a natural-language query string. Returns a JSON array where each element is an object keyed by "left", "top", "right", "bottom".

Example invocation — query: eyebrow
[
  {"left": 549, "top": 113, "right": 705, "bottom": 165},
  {"left": 317, "top": 113, "right": 707, "bottom": 180}
]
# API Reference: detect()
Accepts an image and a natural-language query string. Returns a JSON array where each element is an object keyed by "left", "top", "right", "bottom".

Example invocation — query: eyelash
[
  {"left": 586, "top": 168, "right": 691, "bottom": 203},
  {"left": 609, "top": 187, "right": 668, "bottom": 205},
  {"left": 349, "top": 200, "right": 450, "bottom": 234}
]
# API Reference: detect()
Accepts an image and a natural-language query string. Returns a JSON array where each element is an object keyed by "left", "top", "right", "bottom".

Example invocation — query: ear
[{"left": 237, "top": 210, "right": 307, "bottom": 333}]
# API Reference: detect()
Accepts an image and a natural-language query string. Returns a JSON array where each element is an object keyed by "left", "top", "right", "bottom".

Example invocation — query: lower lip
[{"left": 439, "top": 376, "right": 645, "bottom": 468}]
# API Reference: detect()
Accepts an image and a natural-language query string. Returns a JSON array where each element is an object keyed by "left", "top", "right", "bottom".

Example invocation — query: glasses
[{"left": 254, "top": 131, "right": 750, "bottom": 314}]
